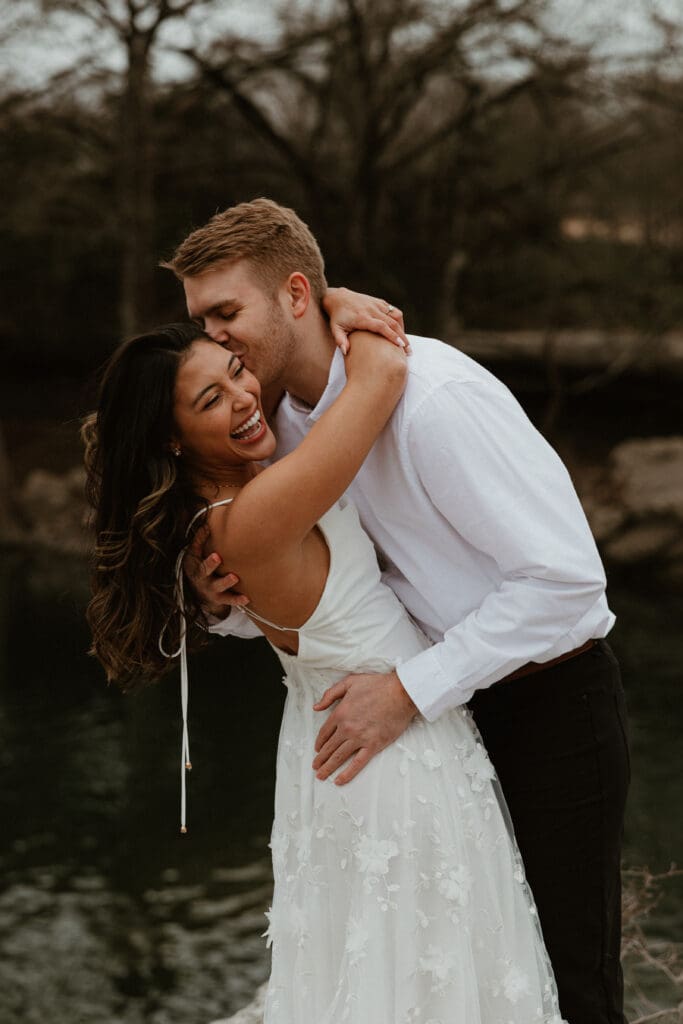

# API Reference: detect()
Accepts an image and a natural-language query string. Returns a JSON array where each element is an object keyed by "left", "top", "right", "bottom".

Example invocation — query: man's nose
[{"left": 204, "top": 317, "right": 229, "bottom": 343}]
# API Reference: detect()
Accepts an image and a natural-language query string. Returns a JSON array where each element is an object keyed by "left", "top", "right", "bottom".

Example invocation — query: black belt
[{"left": 498, "top": 639, "right": 597, "bottom": 685}]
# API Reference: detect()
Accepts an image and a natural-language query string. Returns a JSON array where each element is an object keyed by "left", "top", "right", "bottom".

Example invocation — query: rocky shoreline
[{"left": 581, "top": 437, "right": 683, "bottom": 587}]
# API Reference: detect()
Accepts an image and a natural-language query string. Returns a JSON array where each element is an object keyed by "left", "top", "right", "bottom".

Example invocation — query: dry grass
[{"left": 622, "top": 866, "right": 683, "bottom": 1023}]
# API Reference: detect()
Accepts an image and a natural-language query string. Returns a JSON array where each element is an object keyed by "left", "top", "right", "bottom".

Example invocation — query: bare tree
[
  {"left": 180, "top": 0, "right": 642, "bottom": 325},
  {"left": 34, "top": 0, "right": 216, "bottom": 335}
]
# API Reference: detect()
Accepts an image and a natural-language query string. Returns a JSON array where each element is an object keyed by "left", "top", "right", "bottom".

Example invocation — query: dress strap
[
  {"left": 158, "top": 497, "right": 234, "bottom": 834},
  {"left": 187, "top": 496, "right": 236, "bottom": 528},
  {"left": 239, "top": 606, "right": 299, "bottom": 634}
]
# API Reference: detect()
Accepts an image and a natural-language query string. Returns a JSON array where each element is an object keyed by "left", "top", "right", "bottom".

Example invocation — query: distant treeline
[{"left": 2, "top": 0, "right": 682, "bottom": 372}]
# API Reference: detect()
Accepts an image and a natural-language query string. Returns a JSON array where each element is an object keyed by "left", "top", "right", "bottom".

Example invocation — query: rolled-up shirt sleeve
[{"left": 395, "top": 379, "right": 612, "bottom": 720}]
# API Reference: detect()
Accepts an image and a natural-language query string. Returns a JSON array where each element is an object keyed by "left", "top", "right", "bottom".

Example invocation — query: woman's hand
[{"left": 323, "top": 287, "right": 411, "bottom": 355}]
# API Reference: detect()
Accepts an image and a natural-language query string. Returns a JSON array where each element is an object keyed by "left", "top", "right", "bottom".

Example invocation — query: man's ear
[{"left": 284, "top": 272, "right": 311, "bottom": 319}]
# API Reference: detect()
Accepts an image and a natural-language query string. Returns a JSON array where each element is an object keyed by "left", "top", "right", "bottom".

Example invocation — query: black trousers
[{"left": 469, "top": 640, "right": 630, "bottom": 1024}]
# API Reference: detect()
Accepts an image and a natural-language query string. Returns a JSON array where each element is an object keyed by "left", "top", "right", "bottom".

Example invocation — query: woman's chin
[{"left": 231, "top": 428, "right": 276, "bottom": 462}]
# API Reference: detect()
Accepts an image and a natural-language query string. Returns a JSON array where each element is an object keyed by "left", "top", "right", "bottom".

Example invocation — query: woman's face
[{"left": 172, "top": 338, "right": 277, "bottom": 477}]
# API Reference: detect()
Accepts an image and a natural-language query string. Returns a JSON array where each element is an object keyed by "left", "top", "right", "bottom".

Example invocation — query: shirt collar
[{"left": 286, "top": 348, "right": 347, "bottom": 426}]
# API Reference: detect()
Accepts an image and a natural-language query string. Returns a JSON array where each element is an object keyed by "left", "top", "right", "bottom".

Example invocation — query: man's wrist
[{"left": 391, "top": 670, "right": 418, "bottom": 719}]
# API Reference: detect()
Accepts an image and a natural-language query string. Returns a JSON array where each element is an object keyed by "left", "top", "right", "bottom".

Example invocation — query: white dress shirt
[{"left": 212, "top": 335, "right": 614, "bottom": 721}]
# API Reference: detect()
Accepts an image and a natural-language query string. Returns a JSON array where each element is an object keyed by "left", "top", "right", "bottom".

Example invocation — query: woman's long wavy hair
[{"left": 83, "top": 322, "right": 211, "bottom": 689}]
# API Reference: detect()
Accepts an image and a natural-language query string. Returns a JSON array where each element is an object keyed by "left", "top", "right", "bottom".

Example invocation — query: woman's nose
[{"left": 229, "top": 382, "right": 253, "bottom": 408}]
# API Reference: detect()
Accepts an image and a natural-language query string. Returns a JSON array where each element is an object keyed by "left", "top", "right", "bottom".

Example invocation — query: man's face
[{"left": 184, "top": 260, "right": 297, "bottom": 389}]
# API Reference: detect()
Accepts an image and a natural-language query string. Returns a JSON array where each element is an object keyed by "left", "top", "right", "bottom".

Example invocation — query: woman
[{"left": 85, "top": 321, "right": 566, "bottom": 1023}]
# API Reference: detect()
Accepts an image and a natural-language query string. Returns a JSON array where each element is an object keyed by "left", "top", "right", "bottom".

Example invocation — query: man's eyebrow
[
  {"left": 192, "top": 355, "right": 240, "bottom": 407},
  {"left": 197, "top": 297, "right": 238, "bottom": 319}
]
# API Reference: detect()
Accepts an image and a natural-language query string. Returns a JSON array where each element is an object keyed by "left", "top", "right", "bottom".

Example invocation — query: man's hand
[
  {"left": 184, "top": 525, "right": 250, "bottom": 620},
  {"left": 312, "top": 670, "right": 417, "bottom": 785},
  {"left": 322, "top": 287, "right": 411, "bottom": 355}
]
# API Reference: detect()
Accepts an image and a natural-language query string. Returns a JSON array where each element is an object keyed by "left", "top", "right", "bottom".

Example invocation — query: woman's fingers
[
  {"left": 341, "top": 316, "right": 408, "bottom": 351},
  {"left": 385, "top": 310, "right": 411, "bottom": 353},
  {"left": 325, "top": 288, "right": 410, "bottom": 352},
  {"left": 374, "top": 304, "right": 410, "bottom": 351},
  {"left": 378, "top": 303, "right": 411, "bottom": 352},
  {"left": 330, "top": 322, "right": 350, "bottom": 355},
  {"left": 371, "top": 316, "right": 407, "bottom": 348}
]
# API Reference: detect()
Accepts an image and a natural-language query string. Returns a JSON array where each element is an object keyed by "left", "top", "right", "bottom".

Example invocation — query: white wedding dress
[{"left": 237, "top": 500, "right": 565, "bottom": 1024}]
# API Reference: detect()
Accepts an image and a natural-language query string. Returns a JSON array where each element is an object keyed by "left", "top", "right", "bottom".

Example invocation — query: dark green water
[{"left": 0, "top": 551, "right": 680, "bottom": 1023}]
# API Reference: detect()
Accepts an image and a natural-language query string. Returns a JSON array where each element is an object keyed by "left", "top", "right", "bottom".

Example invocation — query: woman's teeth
[{"left": 231, "top": 410, "right": 262, "bottom": 440}]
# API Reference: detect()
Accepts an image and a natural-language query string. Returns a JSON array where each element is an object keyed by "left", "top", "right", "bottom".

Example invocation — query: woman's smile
[{"left": 230, "top": 409, "right": 265, "bottom": 442}]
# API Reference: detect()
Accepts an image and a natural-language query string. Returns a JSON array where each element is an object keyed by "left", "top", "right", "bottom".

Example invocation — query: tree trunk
[{"left": 118, "top": 33, "right": 154, "bottom": 338}]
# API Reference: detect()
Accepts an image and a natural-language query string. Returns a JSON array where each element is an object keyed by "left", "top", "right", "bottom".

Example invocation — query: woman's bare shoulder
[{"left": 203, "top": 475, "right": 291, "bottom": 569}]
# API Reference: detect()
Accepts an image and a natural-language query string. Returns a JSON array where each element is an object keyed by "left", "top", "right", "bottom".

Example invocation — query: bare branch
[{"left": 184, "top": 50, "right": 339, "bottom": 207}]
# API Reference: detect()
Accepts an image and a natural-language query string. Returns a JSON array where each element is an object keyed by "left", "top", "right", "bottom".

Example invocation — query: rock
[
  {"left": 17, "top": 466, "right": 89, "bottom": 555},
  {"left": 209, "top": 982, "right": 267, "bottom": 1024},
  {"left": 611, "top": 437, "right": 683, "bottom": 518},
  {"left": 604, "top": 521, "right": 681, "bottom": 565},
  {"left": 582, "top": 500, "right": 627, "bottom": 543},
  {"left": 577, "top": 437, "right": 683, "bottom": 583}
]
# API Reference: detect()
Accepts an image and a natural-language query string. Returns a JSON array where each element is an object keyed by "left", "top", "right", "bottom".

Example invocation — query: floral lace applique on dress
[{"left": 259, "top": 502, "right": 567, "bottom": 1023}]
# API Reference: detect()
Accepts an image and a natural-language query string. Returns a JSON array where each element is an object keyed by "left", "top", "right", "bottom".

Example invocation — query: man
[{"left": 163, "top": 198, "right": 629, "bottom": 1024}]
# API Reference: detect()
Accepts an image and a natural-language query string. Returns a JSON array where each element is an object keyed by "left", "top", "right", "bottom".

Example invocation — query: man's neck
[{"left": 282, "top": 314, "right": 336, "bottom": 409}]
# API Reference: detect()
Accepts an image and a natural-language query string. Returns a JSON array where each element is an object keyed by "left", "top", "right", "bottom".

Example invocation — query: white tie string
[
  {"left": 158, "top": 498, "right": 234, "bottom": 835},
  {"left": 159, "top": 546, "right": 192, "bottom": 833}
]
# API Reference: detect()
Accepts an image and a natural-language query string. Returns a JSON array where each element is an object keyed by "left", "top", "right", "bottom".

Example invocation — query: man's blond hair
[{"left": 162, "top": 198, "right": 327, "bottom": 302}]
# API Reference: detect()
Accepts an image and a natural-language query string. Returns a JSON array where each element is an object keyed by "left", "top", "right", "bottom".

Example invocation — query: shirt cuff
[
  {"left": 396, "top": 646, "right": 469, "bottom": 722},
  {"left": 207, "top": 607, "right": 263, "bottom": 640},
  {"left": 206, "top": 610, "right": 235, "bottom": 636}
]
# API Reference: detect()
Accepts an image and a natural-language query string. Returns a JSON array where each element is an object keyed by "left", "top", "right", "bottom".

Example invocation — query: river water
[{"left": 0, "top": 550, "right": 680, "bottom": 1023}]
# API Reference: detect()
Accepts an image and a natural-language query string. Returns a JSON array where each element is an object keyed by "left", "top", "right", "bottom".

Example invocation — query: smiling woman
[
  {"left": 170, "top": 344, "right": 276, "bottom": 475},
  {"left": 82, "top": 323, "right": 226, "bottom": 687},
  {"left": 83, "top": 319, "right": 407, "bottom": 690}
]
